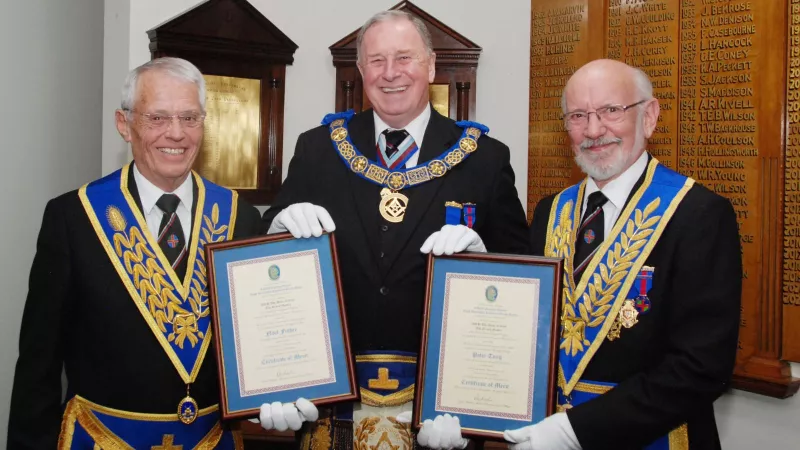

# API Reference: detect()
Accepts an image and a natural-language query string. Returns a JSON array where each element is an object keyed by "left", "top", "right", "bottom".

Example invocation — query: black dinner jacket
[
  {"left": 529, "top": 159, "right": 742, "bottom": 450},
  {"left": 7, "top": 166, "right": 262, "bottom": 450},
  {"left": 263, "top": 108, "right": 530, "bottom": 353}
]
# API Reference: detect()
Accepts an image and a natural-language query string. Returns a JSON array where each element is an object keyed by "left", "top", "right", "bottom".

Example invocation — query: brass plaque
[
  {"left": 529, "top": 0, "right": 800, "bottom": 390},
  {"left": 196, "top": 74, "right": 261, "bottom": 189},
  {"left": 430, "top": 84, "right": 450, "bottom": 117}
]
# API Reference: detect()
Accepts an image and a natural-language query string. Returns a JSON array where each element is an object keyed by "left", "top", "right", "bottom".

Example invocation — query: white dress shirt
[
  {"left": 133, "top": 163, "right": 193, "bottom": 240},
  {"left": 581, "top": 151, "right": 649, "bottom": 237},
  {"left": 373, "top": 104, "right": 432, "bottom": 168}
]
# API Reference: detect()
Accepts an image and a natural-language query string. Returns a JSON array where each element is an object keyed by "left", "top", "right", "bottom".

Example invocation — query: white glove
[
  {"left": 396, "top": 413, "right": 468, "bottom": 450},
  {"left": 268, "top": 203, "right": 335, "bottom": 238},
  {"left": 503, "top": 413, "right": 581, "bottom": 450},
  {"left": 420, "top": 225, "right": 487, "bottom": 255},
  {"left": 257, "top": 398, "right": 319, "bottom": 432}
]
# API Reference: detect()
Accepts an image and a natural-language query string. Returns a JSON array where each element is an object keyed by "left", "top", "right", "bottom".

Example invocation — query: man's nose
[
  {"left": 381, "top": 58, "right": 400, "bottom": 80},
  {"left": 583, "top": 113, "right": 606, "bottom": 139},
  {"left": 165, "top": 117, "right": 186, "bottom": 139}
]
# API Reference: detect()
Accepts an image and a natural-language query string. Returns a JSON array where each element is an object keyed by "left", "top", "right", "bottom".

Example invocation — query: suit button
[
  {"left": 381, "top": 225, "right": 389, "bottom": 232},
  {"left": 380, "top": 286, "right": 388, "bottom": 295}
]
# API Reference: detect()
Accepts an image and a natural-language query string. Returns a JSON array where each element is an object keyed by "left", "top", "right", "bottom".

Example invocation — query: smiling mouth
[
  {"left": 159, "top": 148, "right": 186, "bottom": 155},
  {"left": 381, "top": 86, "right": 407, "bottom": 93}
]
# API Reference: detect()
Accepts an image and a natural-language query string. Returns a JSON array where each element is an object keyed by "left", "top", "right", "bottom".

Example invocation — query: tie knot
[
  {"left": 383, "top": 129, "right": 409, "bottom": 148},
  {"left": 586, "top": 191, "right": 608, "bottom": 212},
  {"left": 156, "top": 194, "right": 181, "bottom": 215}
]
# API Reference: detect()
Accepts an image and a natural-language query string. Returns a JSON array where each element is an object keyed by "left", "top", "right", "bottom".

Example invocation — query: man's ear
[
  {"left": 115, "top": 109, "right": 132, "bottom": 142},
  {"left": 641, "top": 99, "right": 660, "bottom": 139},
  {"left": 428, "top": 52, "right": 436, "bottom": 83},
  {"left": 357, "top": 61, "right": 365, "bottom": 80}
]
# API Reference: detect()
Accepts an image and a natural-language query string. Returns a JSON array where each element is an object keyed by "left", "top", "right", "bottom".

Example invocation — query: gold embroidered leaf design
[
  {"left": 388, "top": 416, "right": 414, "bottom": 449},
  {"left": 560, "top": 197, "right": 661, "bottom": 355},
  {"left": 110, "top": 201, "right": 230, "bottom": 351},
  {"left": 353, "top": 417, "right": 381, "bottom": 450},
  {"left": 549, "top": 200, "right": 574, "bottom": 260}
]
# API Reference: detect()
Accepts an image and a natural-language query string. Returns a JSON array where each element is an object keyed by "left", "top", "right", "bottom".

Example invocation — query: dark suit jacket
[
  {"left": 7, "top": 168, "right": 262, "bottom": 450},
  {"left": 263, "top": 108, "right": 530, "bottom": 353},
  {"left": 530, "top": 162, "right": 741, "bottom": 450}
]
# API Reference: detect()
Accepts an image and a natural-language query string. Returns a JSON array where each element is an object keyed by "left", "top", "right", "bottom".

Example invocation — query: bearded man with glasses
[
  {"left": 8, "top": 57, "right": 261, "bottom": 449},
  {"left": 505, "top": 59, "right": 741, "bottom": 450}
]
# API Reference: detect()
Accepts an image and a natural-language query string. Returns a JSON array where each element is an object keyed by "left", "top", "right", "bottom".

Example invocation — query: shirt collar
[
  {"left": 373, "top": 104, "right": 432, "bottom": 149},
  {"left": 132, "top": 163, "right": 194, "bottom": 215},
  {"left": 584, "top": 151, "right": 649, "bottom": 211}
]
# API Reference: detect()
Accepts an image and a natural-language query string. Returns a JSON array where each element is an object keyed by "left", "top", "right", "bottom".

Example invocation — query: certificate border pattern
[
  {"left": 435, "top": 273, "right": 538, "bottom": 421},
  {"left": 227, "top": 249, "right": 336, "bottom": 397}
]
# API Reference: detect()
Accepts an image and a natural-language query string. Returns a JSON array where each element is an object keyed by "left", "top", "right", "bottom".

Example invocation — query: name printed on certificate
[
  {"left": 436, "top": 274, "right": 540, "bottom": 420},
  {"left": 227, "top": 249, "right": 335, "bottom": 396}
]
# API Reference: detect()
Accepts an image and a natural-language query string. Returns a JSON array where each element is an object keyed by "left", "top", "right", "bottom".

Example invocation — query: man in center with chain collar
[{"left": 258, "top": 9, "right": 529, "bottom": 450}]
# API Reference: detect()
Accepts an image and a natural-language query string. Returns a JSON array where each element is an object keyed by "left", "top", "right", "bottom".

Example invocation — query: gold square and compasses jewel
[{"left": 322, "top": 109, "right": 488, "bottom": 223}]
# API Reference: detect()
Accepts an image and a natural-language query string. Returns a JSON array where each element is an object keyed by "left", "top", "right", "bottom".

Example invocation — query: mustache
[{"left": 579, "top": 137, "right": 622, "bottom": 151}]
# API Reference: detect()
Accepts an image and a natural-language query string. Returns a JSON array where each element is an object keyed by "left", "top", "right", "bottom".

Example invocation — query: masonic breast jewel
[{"left": 324, "top": 110, "right": 489, "bottom": 223}]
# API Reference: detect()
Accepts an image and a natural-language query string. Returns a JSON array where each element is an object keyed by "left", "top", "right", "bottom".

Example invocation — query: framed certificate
[
  {"left": 414, "top": 253, "right": 563, "bottom": 439},
  {"left": 205, "top": 233, "right": 358, "bottom": 420}
]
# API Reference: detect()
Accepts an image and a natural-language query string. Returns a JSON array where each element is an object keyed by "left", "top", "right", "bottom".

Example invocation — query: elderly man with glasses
[
  {"left": 8, "top": 57, "right": 261, "bottom": 449},
  {"left": 506, "top": 59, "right": 741, "bottom": 450}
]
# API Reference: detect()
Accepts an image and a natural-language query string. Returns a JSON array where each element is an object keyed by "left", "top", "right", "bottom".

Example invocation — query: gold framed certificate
[
  {"left": 414, "top": 253, "right": 563, "bottom": 439},
  {"left": 205, "top": 233, "right": 358, "bottom": 420}
]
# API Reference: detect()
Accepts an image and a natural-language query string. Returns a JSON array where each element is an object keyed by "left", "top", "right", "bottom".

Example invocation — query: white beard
[{"left": 575, "top": 119, "right": 645, "bottom": 181}]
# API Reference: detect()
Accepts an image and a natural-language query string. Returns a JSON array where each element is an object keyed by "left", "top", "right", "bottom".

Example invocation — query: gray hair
[
  {"left": 356, "top": 10, "right": 433, "bottom": 63},
  {"left": 561, "top": 65, "right": 653, "bottom": 113},
  {"left": 120, "top": 57, "right": 206, "bottom": 114}
]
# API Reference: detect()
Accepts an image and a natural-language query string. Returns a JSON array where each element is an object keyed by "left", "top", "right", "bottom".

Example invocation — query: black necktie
[
  {"left": 573, "top": 191, "right": 608, "bottom": 281},
  {"left": 156, "top": 194, "right": 187, "bottom": 279},
  {"left": 382, "top": 129, "right": 409, "bottom": 158}
]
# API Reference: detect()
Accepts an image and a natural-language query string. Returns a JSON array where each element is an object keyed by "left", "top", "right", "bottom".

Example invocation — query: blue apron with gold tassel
[
  {"left": 545, "top": 159, "right": 693, "bottom": 450},
  {"left": 58, "top": 396, "right": 243, "bottom": 449},
  {"left": 62, "top": 164, "right": 242, "bottom": 449}
]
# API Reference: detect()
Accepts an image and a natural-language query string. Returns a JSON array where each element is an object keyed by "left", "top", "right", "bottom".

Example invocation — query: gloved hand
[
  {"left": 267, "top": 203, "right": 335, "bottom": 238},
  {"left": 503, "top": 413, "right": 581, "bottom": 450},
  {"left": 420, "top": 225, "right": 487, "bottom": 255},
  {"left": 256, "top": 398, "right": 319, "bottom": 432},
  {"left": 396, "top": 412, "right": 469, "bottom": 449}
]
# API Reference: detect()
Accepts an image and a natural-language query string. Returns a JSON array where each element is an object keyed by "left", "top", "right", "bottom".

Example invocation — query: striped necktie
[{"left": 377, "top": 129, "right": 418, "bottom": 170}]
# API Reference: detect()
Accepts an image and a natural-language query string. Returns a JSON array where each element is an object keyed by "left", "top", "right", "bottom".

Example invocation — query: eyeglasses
[
  {"left": 125, "top": 109, "right": 206, "bottom": 129},
  {"left": 563, "top": 100, "right": 648, "bottom": 130}
]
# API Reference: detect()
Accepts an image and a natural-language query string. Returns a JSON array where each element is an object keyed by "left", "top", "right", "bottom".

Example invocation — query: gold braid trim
[
  {"left": 359, "top": 385, "right": 415, "bottom": 407},
  {"left": 668, "top": 424, "right": 689, "bottom": 450},
  {"left": 74, "top": 401, "right": 134, "bottom": 450},
  {"left": 573, "top": 381, "right": 613, "bottom": 395},
  {"left": 193, "top": 422, "right": 224, "bottom": 449},
  {"left": 57, "top": 397, "right": 79, "bottom": 449},
  {"left": 355, "top": 354, "right": 416, "bottom": 364}
]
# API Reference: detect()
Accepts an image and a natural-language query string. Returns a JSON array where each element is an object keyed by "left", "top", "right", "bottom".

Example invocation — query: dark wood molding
[
  {"left": 732, "top": 372, "right": 800, "bottom": 399},
  {"left": 330, "top": 0, "right": 481, "bottom": 120},
  {"left": 148, "top": 0, "right": 297, "bottom": 205}
]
